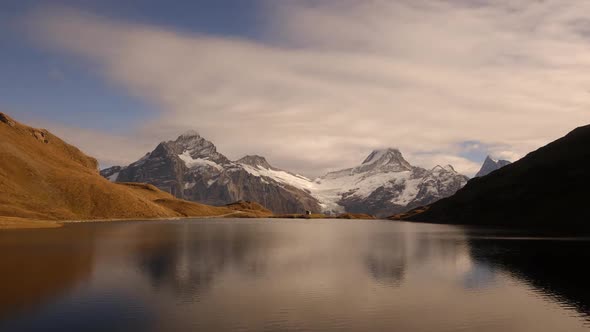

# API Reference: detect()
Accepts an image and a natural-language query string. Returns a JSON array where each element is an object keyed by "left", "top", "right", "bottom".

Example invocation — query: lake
[{"left": 1, "top": 218, "right": 590, "bottom": 331}]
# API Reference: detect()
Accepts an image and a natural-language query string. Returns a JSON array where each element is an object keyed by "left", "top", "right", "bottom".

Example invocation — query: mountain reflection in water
[
  {"left": 0, "top": 219, "right": 590, "bottom": 331},
  {"left": 469, "top": 231, "right": 590, "bottom": 320}
]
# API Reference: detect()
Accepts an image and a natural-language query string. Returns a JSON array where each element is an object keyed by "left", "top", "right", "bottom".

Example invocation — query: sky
[{"left": 1, "top": 0, "right": 589, "bottom": 177}]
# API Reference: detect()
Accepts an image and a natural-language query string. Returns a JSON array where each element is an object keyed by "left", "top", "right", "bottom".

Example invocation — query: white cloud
[{"left": 24, "top": 1, "right": 590, "bottom": 177}]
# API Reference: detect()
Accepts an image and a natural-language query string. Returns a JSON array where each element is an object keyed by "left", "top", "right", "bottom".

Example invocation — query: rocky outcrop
[{"left": 0, "top": 113, "right": 15, "bottom": 127}]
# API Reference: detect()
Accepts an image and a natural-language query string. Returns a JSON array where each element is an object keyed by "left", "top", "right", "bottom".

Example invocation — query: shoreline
[
  {"left": 0, "top": 212, "right": 256, "bottom": 230},
  {"left": 0, "top": 212, "right": 380, "bottom": 230}
]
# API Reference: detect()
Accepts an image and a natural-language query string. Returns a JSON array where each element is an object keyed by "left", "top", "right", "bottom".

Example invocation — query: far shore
[
  {"left": 0, "top": 212, "right": 379, "bottom": 230},
  {"left": 0, "top": 212, "right": 259, "bottom": 230}
]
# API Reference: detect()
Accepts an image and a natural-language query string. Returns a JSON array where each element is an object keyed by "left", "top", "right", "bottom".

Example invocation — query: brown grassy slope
[
  {"left": 225, "top": 200, "right": 274, "bottom": 217},
  {"left": 0, "top": 217, "right": 61, "bottom": 229},
  {"left": 0, "top": 113, "right": 237, "bottom": 221}
]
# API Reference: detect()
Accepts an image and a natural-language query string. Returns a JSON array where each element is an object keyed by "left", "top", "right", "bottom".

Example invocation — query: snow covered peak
[
  {"left": 356, "top": 148, "right": 412, "bottom": 173},
  {"left": 237, "top": 155, "right": 273, "bottom": 169}
]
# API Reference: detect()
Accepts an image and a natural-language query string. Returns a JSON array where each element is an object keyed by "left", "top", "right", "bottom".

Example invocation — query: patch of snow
[
  {"left": 241, "top": 165, "right": 315, "bottom": 190},
  {"left": 178, "top": 151, "right": 223, "bottom": 170},
  {"left": 241, "top": 162, "right": 428, "bottom": 213},
  {"left": 184, "top": 182, "right": 196, "bottom": 190},
  {"left": 207, "top": 179, "right": 217, "bottom": 187},
  {"left": 318, "top": 170, "right": 412, "bottom": 201},
  {"left": 107, "top": 172, "right": 119, "bottom": 182},
  {"left": 391, "top": 177, "right": 421, "bottom": 205}
]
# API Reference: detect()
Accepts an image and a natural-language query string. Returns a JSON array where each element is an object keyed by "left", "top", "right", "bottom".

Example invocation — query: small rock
[
  {"left": 33, "top": 130, "right": 49, "bottom": 144},
  {"left": 0, "top": 113, "right": 15, "bottom": 127}
]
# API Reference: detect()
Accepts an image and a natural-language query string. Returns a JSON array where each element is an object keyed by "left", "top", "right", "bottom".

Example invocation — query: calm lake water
[{"left": 1, "top": 218, "right": 590, "bottom": 331}]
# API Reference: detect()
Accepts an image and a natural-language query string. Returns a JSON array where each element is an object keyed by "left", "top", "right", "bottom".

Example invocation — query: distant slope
[
  {"left": 402, "top": 124, "right": 590, "bottom": 228},
  {"left": 0, "top": 113, "right": 247, "bottom": 222}
]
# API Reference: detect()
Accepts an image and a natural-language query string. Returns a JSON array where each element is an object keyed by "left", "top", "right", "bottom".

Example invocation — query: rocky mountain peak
[
  {"left": 475, "top": 155, "right": 511, "bottom": 177},
  {"left": 170, "top": 131, "right": 229, "bottom": 165},
  {"left": 178, "top": 130, "right": 201, "bottom": 139},
  {"left": 237, "top": 155, "right": 273, "bottom": 169},
  {"left": 174, "top": 131, "right": 209, "bottom": 148}
]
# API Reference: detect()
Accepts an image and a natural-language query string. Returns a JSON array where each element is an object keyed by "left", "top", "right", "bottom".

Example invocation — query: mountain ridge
[
  {"left": 102, "top": 133, "right": 469, "bottom": 217},
  {"left": 103, "top": 131, "right": 322, "bottom": 214}
]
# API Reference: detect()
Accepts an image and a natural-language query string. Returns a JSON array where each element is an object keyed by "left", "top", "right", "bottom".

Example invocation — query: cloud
[
  {"left": 24, "top": 1, "right": 590, "bottom": 177},
  {"left": 25, "top": 119, "right": 156, "bottom": 168}
]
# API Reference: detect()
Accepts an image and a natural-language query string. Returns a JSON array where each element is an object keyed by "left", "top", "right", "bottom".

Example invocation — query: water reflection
[
  {"left": 1, "top": 220, "right": 590, "bottom": 331},
  {"left": 364, "top": 231, "right": 406, "bottom": 285},
  {"left": 469, "top": 233, "right": 590, "bottom": 320},
  {"left": 0, "top": 227, "right": 95, "bottom": 320},
  {"left": 133, "top": 222, "right": 273, "bottom": 298}
]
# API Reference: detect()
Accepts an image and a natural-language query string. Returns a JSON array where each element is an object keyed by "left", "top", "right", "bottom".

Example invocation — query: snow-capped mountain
[
  {"left": 101, "top": 133, "right": 468, "bottom": 216},
  {"left": 309, "top": 148, "right": 469, "bottom": 217},
  {"left": 101, "top": 132, "right": 321, "bottom": 214},
  {"left": 475, "top": 155, "right": 511, "bottom": 177}
]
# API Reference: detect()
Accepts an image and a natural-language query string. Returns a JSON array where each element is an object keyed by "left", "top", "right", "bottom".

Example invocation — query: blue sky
[
  {"left": 1, "top": 0, "right": 265, "bottom": 133},
  {"left": 2, "top": 1, "right": 588, "bottom": 176}
]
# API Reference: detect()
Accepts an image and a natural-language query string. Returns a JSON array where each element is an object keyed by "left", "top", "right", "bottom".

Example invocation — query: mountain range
[
  {"left": 4, "top": 110, "right": 588, "bottom": 229},
  {"left": 102, "top": 132, "right": 469, "bottom": 217}
]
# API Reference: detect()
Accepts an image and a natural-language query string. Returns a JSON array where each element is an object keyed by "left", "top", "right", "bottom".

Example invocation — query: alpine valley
[{"left": 101, "top": 132, "right": 469, "bottom": 217}]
